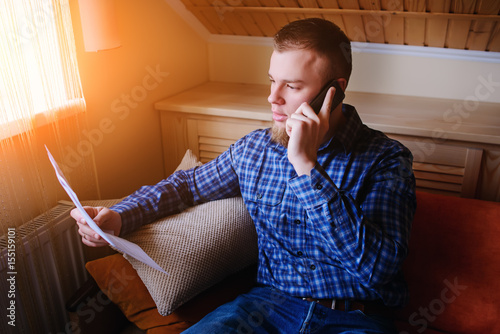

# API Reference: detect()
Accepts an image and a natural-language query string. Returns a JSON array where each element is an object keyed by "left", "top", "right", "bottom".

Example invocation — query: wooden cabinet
[{"left": 156, "top": 82, "right": 500, "bottom": 201}]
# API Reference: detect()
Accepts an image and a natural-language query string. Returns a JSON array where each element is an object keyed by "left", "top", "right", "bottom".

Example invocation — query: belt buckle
[
  {"left": 331, "top": 299, "right": 336, "bottom": 309},
  {"left": 302, "top": 298, "right": 338, "bottom": 310}
]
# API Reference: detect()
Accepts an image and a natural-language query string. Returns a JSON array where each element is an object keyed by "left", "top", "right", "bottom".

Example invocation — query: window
[{"left": 0, "top": 0, "right": 85, "bottom": 139}]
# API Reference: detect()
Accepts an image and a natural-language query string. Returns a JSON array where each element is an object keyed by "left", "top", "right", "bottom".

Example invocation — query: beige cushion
[{"left": 121, "top": 150, "right": 258, "bottom": 315}]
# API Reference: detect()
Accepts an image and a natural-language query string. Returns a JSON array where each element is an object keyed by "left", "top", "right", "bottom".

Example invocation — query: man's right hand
[{"left": 70, "top": 207, "right": 122, "bottom": 247}]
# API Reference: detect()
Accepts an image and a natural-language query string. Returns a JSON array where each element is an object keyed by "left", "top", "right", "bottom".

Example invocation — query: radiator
[{"left": 0, "top": 201, "right": 88, "bottom": 334}]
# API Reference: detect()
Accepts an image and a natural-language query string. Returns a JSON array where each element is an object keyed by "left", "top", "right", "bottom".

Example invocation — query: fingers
[
  {"left": 287, "top": 101, "right": 321, "bottom": 129},
  {"left": 291, "top": 102, "right": 318, "bottom": 122},
  {"left": 323, "top": 86, "right": 335, "bottom": 114},
  {"left": 78, "top": 227, "right": 108, "bottom": 247},
  {"left": 70, "top": 207, "right": 84, "bottom": 223},
  {"left": 71, "top": 206, "right": 98, "bottom": 237},
  {"left": 76, "top": 219, "right": 100, "bottom": 238},
  {"left": 77, "top": 220, "right": 109, "bottom": 247},
  {"left": 294, "top": 85, "right": 334, "bottom": 119},
  {"left": 72, "top": 206, "right": 110, "bottom": 247}
]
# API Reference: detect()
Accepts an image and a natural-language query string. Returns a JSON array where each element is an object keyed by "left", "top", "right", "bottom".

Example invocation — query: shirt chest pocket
[
  {"left": 247, "top": 178, "right": 287, "bottom": 207},
  {"left": 245, "top": 178, "right": 288, "bottom": 232},
  {"left": 239, "top": 156, "right": 289, "bottom": 221}
]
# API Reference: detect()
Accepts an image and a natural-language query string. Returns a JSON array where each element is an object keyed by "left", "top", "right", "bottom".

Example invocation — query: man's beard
[{"left": 270, "top": 123, "right": 289, "bottom": 148}]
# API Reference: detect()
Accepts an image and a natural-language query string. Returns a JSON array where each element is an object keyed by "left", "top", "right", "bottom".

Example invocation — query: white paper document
[{"left": 46, "top": 146, "right": 168, "bottom": 275}]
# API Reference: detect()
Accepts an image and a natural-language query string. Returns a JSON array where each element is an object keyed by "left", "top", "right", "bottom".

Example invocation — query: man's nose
[{"left": 268, "top": 86, "right": 284, "bottom": 105}]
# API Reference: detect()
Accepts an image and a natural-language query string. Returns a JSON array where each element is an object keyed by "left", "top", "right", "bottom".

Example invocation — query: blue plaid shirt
[{"left": 112, "top": 104, "right": 416, "bottom": 307}]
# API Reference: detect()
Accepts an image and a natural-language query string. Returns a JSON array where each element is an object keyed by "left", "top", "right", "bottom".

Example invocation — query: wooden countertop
[{"left": 155, "top": 82, "right": 500, "bottom": 145}]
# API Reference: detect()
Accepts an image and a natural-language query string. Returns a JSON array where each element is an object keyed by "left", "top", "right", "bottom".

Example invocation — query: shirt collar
[
  {"left": 265, "top": 129, "right": 286, "bottom": 154},
  {"left": 320, "top": 103, "right": 362, "bottom": 154}
]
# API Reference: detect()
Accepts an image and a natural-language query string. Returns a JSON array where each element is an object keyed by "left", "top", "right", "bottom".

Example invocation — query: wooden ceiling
[{"left": 180, "top": 0, "right": 500, "bottom": 52}]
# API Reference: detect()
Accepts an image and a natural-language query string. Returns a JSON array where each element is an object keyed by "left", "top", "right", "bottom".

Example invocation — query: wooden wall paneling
[
  {"left": 194, "top": 117, "right": 269, "bottom": 161},
  {"left": 337, "top": 0, "right": 367, "bottom": 42},
  {"left": 404, "top": 0, "right": 426, "bottom": 46},
  {"left": 190, "top": 0, "right": 235, "bottom": 34},
  {"left": 381, "top": 0, "right": 404, "bottom": 44},
  {"left": 160, "top": 111, "right": 190, "bottom": 176},
  {"left": 317, "top": 0, "right": 347, "bottom": 33},
  {"left": 243, "top": 0, "right": 278, "bottom": 36},
  {"left": 415, "top": 179, "right": 462, "bottom": 195},
  {"left": 233, "top": 14, "right": 264, "bottom": 36},
  {"left": 186, "top": 119, "right": 201, "bottom": 158},
  {"left": 298, "top": 0, "right": 319, "bottom": 6},
  {"left": 217, "top": 2, "right": 253, "bottom": 35},
  {"left": 487, "top": 21, "right": 500, "bottom": 51},
  {"left": 181, "top": 0, "right": 218, "bottom": 33},
  {"left": 467, "top": 20, "right": 494, "bottom": 50},
  {"left": 466, "top": 1, "right": 500, "bottom": 50},
  {"left": 358, "top": 0, "right": 385, "bottom": 43},
  {"left": 461, "top": 147, "right": 483, "bottom": 198},
  {"left": 223, "top": 0, "right": 263, "bottom": 36},
  {"left": 195, "top": 118, "right": 266, "bottom": 140},
  {"left": 157, "top": 83, "right": 500, "bottom": 199},
  {"left": 476, "top": 0, "right": 500, "bottom": 17},
  {"left": 478, "top": 149, "right": 500, "bottom": 201},
  {"left": 390, "top": 134, "right": 484, "bottom": 198},
  {"left": 196, "top": 0, "right": 242, "bottom": 34},
  {"left": 297, "top": 0, "right": 322, "bottom": 19},
  {"left": 278, "top": 0, "right": 306, "bottom": 22},
  {"left": 299, "top": 0, "right": 326, "bottom": 20},
  {"left": 446, "top": 19, "right": 471, "bottom": 49},
  {"left": 184, "top": 0, "right": 499, "bottom": 51},
  {"left": 446, "top": 0, "right": 475, "bottom": 49},
  {"left": 199, "top": 137, "right": 236, "bottom": 156},
  {"left": 413, "top": 168, "right": 463, "bottom": 184},
  {"left": 426, "top": 0, "right": 451, "bottom": 47},
  {"left": 484, "top": 0, "right": 500, "bottom": 51},
  {"left": 259, "top": 0, "right": 291, "bottom": 32},
  {"left": 398, "top": 138, "right": 471, "bottom": 167}
]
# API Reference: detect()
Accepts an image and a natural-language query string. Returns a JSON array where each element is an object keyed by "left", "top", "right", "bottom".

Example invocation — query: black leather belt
[{"left": 302, "top": 298, "right": 393, "bottom": 317}]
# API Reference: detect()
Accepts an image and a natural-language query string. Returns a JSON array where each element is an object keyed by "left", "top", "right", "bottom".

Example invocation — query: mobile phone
[{"left": 309, "top": 79, "right": 345, "bottom": 115}]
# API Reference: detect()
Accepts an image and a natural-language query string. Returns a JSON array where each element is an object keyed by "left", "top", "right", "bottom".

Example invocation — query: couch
[{"left": 66, "top": 154, "right": 500, "bottom": 334}]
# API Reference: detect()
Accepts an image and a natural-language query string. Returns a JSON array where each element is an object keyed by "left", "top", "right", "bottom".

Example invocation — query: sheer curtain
[{"left": 0, "top": 0, "right": 100, "bottom": 332}]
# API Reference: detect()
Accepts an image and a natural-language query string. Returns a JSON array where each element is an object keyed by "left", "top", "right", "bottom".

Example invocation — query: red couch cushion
[
  {"left": 394, "top": 191, "right": 500, "bottom": 333},
  {"left": 86, "top": 254, "right": 256, "bottom": 333}
]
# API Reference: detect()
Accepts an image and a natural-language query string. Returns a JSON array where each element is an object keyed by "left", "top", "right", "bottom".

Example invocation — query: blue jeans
[{"left": 182, "top": 286, "right": 398, "bottom": 333}]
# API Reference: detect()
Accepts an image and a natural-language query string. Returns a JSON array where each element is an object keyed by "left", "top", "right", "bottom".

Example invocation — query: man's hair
[{"left": 273, "top": 18, "right": 352, "bottom": 84}]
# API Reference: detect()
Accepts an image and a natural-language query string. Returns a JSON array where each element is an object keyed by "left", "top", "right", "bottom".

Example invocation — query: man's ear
[{"left": 337, "top": 78, "right": 348, "bottom": 92}]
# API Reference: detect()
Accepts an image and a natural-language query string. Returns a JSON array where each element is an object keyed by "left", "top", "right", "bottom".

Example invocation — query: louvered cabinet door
[
  {"left": 157, "top": 82, "right": 499, "bottom": 201},
  {"left": 389, "top": 134, "right": 483, "bottom": 198},
  {"left": 186, "top": 117, "right": 270, "bottom": 163},
  {"left": 159, "top": 109, "right": 271, "bottom": 176}
]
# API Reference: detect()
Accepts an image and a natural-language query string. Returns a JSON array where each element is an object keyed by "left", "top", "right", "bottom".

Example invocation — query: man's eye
[{"left": 287, "top": 84, "right": 297, "bottom": 90}]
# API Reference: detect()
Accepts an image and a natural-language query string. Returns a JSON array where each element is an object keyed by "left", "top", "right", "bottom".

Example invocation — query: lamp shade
[{"left": 78, "top": 0, "right": 121, "bottom": 52}]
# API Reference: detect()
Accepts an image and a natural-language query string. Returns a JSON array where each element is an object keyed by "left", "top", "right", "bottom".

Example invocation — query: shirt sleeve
[
  {"left": 288, "top": 145, "right": 416, "bottom": 289},
  {"left": 111, "top": 148, "right": 241, "bottom": 237}
]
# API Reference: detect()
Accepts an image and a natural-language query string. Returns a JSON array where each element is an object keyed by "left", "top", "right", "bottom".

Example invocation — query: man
[{"left": 73, "top": 18, "right": 416, "bottom": 333}]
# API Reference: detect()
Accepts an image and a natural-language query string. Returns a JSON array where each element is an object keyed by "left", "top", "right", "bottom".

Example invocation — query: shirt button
[
  {"left": 310, "top": 265, "right": 316, "bottom": 270},
  {"left": 256, "top": 193, "right": 262, "bottom": 200},
  {"left": 294, "top": 219, "right": 301, "bottom": 225},
  {"left": 315, "top": 184, "right": 323, "bottom": 190},
  {"left": 297, "top": 251, "right": 303, "bottom": 256}
]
